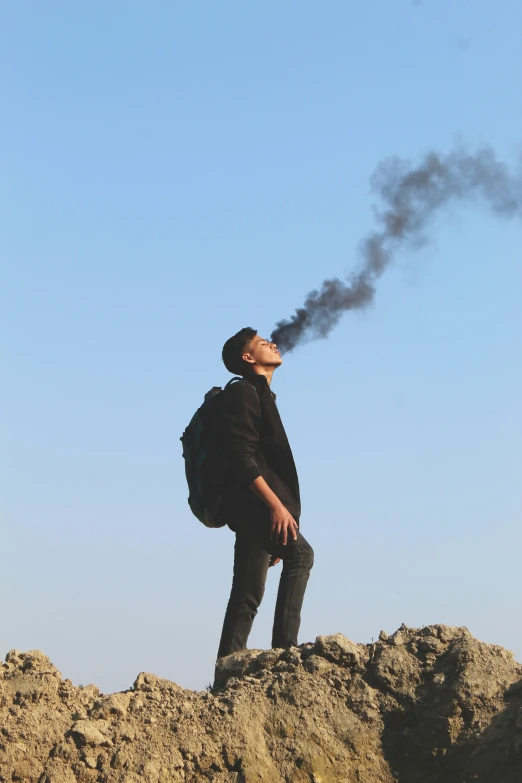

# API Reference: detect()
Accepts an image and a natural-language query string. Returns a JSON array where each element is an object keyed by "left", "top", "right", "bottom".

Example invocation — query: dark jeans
[{"left": 217, "top": 500, "right": 314, "bottom": 659}]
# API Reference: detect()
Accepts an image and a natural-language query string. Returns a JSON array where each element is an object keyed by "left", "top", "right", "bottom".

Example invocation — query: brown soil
[{"left": 1, "top": 624, "right": 521, "bottom": 782}]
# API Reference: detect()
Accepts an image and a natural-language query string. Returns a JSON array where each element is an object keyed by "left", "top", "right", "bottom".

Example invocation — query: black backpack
[{"left": 180, "top": 377, "right": 256, "bottom": 528}]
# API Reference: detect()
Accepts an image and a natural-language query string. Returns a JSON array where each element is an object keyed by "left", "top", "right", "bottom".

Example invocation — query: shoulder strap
[
  {"left": 225, "top": 376, "right": 257, "bottom": 391},
  {"left": 224, "top": 376, "right": 261, "bottom": 413}
]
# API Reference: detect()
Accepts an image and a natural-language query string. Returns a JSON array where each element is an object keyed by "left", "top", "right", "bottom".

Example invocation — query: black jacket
[{"left": 219, "top": 374, "right": 301, "bottom": 518}]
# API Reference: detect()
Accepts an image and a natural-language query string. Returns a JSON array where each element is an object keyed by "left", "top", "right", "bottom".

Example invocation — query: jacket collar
[{"left": 244, "top": 372, "right": 276, "bottom": 400}]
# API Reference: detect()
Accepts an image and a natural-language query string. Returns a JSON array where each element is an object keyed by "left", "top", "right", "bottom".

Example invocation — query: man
[{"left": 217, "top": 327, "right": 314, "bottom": 659}]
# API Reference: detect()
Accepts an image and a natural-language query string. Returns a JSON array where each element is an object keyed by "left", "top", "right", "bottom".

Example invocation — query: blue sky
[{"left": 2, "top": 0, "right": 521, "bottom": 693}]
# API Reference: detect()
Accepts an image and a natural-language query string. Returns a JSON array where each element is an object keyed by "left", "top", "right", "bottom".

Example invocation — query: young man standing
[{"left": 217, "top": 327, "right": 314, "bottom": 659}]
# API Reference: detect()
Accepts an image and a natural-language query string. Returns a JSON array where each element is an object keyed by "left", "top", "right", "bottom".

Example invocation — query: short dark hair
[{"left": 222, "top": 327, "right": 257, "bottom": 375}]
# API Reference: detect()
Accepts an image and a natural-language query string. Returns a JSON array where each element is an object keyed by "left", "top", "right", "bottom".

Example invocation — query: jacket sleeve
[{"left": 220, "top": 381, "right": 262, "bottom": 486}]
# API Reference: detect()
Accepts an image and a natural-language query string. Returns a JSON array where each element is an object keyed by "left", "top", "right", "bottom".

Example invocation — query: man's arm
[
  {"left": 221, "top": 382, "right": 297, "bottom": 545},
  {"left": 220, "top": 381, "right": 263, "bottom": 486}
]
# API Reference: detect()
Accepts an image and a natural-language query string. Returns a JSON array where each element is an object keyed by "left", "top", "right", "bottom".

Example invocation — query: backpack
[{"left": 180, "top": 377, "right": 256, "bottom": 528}]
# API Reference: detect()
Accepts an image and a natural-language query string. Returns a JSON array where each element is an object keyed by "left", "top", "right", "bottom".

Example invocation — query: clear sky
[{"left": 2, "top": 0, "right": 521, "bottom": 694}]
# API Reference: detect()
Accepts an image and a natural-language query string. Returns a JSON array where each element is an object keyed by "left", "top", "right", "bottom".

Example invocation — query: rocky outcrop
[{"left": 1, "top": 625, "right": 521, "bottom": 782}]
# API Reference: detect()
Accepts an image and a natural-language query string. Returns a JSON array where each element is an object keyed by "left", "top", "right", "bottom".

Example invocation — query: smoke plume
[{"left": 271, "top": 146, "right": 522, "bottom": 353}]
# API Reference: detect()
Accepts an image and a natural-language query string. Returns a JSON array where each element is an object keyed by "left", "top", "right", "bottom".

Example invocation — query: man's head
[{"left": 222, "top": 327, "right": 282, "bottom": 377}]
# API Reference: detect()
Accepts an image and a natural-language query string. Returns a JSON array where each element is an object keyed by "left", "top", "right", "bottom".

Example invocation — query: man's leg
[
  {"left": 270, "top": 530, "right": 314, "bottom": 648},
  {"left": 217, "top": 525, "right": 270, "bottom": 659},
  {"left": 245, "top": 508, "right": 315, "bottom": 649}
]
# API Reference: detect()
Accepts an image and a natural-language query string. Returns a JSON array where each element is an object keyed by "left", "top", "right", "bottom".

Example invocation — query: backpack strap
[
  {"left": 225, "top": 376, "right": 257, "bottom": 390},
  {"left": 225, "top": 376, "right": 261, "bottom": 413}
]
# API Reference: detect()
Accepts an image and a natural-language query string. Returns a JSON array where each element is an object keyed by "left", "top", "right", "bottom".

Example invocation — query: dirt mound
[{"left": 1, "top": 625, "right": 521, "bottom": 782}]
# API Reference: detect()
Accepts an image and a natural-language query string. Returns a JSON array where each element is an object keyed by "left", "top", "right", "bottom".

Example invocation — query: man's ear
[{"left": 242, "top": 352, "right": 255, "bottom": 365}]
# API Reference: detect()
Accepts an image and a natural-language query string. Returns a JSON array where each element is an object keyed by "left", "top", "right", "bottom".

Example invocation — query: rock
[
  {"left": 38, "top": 761, "right": 77, "bottom": 783},
  {"left": 122, "top": 726, "right": 135, "bottom": 742},
  {"left": 111, "top": 747, "right": 129, "bottom": 769},
  {"left": 69, "top": 720, "right": 109, "bottom": 746},
  {"left": 141, "top": 759, "right": 161, "bottom": 782},
  {"left": 10, "top": 758, "right": 42, "bottom": 781},
  {"left": 418, "top": 637, "right": 444, "bottom": 653},
  {"left": 314, "top": 633, "right": 366, "bottom": 669},
  {"left": 302, "top": 654, "right": 335, "bottom": 674},
  {"left": 91, "top": 692, "right": 131, "bottom": 719},
  {"left": 133, "top": 672, "right": 157, "bottom": 692},
  {"left": 214, "top": 648, "right": 269, "bottom": 688},
  {"left": 373, "top": 644, "right": 422, "bottom": 697},
  {"left": 79, "top": 684, "right": 99, "bottom": 699},
  {"left": 388, "top": 628, "right": 406, "bottom": 646}
]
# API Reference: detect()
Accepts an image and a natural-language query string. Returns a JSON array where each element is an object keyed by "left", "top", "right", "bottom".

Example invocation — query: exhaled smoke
[{"left": 271, "top": 146, "right": 522, "bottom": 353}]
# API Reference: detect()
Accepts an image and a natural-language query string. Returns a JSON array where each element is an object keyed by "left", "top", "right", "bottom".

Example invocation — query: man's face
[{"left": 243, "top": 335, "right": 282, "bottom": 369}]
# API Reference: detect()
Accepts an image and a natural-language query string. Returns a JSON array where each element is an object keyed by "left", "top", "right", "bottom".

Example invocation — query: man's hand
[
  {"left": 270, "top": 503, "right": 298, "bottom": 546},
  {"left": 248, "top": 475, "right": 298, "bottom": 546}
]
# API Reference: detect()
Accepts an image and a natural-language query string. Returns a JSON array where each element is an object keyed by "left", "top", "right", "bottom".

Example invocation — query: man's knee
[
  {"left": 303, "top": 541, "right": 314, "bottom": 571},
  {"left": 291, "top": 537, "right": 314, "bottom": 571}
]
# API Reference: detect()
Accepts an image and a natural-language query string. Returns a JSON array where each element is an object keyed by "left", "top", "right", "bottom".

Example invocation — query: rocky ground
[{"left": 1, "top": 625, "right": 521, "bottom": 782}]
